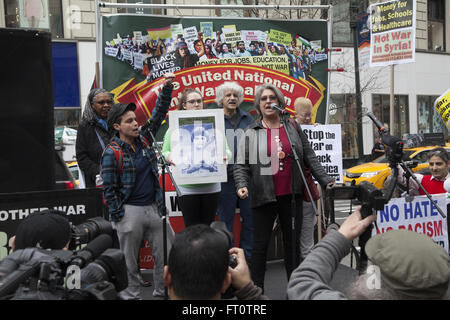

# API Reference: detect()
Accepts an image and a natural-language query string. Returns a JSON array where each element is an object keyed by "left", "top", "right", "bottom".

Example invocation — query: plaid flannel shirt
[{"left": 101, "top": 85, "right": 173, "bottom": 222}]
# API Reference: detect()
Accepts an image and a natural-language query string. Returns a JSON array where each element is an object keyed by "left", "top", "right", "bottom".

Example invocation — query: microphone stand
[
  {"left": 276, "top": 111, "right": 318, "bottom": 268},
  {"left": 399, "top": 160, "right": 446, "bottom": 219},
  {"left": 148, "top": 130, "right": 181, "bottom": 300}
]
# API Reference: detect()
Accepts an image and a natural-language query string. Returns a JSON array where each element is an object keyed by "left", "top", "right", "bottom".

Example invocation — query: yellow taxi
[
  {"left": 343, "top": 143, "right": 450, "bottom": 189},
  {"left": 66, "top": 161, "right": 80, "bottom": 187}
]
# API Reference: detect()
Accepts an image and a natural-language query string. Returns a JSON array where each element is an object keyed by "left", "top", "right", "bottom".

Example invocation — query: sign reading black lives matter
[{"left": 369, "top": 0, "right": 416, "bottom": 67}]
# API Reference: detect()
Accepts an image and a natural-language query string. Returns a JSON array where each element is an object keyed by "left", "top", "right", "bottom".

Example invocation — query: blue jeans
[{"left": 217, "top": 178, "right": 253, "bottom": 259}]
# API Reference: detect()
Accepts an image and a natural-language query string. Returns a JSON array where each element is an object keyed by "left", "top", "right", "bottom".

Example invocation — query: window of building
[
  {"left": 4, "top": 0, "right": 63, "bottom": 38},
  {"left": 54, "top": 109, "right": 80, "bottom": 128},
  {"left": 371, "top": 94, "right": 409, "bottom": 138},
  {"left": 328, "top": 94, "right": 359, "bottom": 158},
  {"left": 427, "top": 0, "right": 445, "bottom": 51},
  {"left": 417, "top": 95, "right": 448, "bottom": 136},
  {"left": 331, "top": 0, "right": 352, "bottom": 46}
]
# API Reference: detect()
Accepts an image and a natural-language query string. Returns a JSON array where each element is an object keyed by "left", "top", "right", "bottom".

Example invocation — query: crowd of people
[
  {"left": 2, "top": 72, "right": 449, "bottom": 301},
  {"left": 105, "top": 29, "right": 326, "bottom": 82}
]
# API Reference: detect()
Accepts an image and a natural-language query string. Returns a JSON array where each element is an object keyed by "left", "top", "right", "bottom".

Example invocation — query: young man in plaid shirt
[{"left": 101, "top": 73, "right": 175, "bottom": 299}]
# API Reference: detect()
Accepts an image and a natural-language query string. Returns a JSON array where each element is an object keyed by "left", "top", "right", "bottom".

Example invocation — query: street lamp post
[{"left": 350, "top": 0, "right": 364, "bottom": 161}]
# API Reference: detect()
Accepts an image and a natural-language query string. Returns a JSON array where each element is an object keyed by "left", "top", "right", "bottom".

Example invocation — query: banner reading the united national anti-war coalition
[
  {"left": 369, "top": 0, "right": 416, "bottom": 67},
  {"left": 101, "top": 15, "right": 329, "bottom": 137}
]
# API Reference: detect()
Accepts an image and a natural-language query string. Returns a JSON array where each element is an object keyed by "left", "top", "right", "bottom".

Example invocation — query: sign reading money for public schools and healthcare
[
  {"left": 101, "top": 14, "right": 329, "bottom": 135},
  {"left": 369, "top": 0, "right": 416, "bottom": 67}
]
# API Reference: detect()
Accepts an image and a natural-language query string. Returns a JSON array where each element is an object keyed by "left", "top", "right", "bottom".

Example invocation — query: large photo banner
[{"left": 101, "top": 15, "right": 329, "bottom": 138}]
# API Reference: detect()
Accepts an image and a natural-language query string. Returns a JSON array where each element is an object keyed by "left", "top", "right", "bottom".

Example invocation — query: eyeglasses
[
  {"left": 261, "top": 95, "right": 277, "bottom": 102},
  {"left": 94, "top": 100, "right": 113, "bottom": 105},
  {"left": 298, "top": 113, "right": 312, "bottom": 119},
  {"left": 186, "top": 99, "right": 203, "bottom": 105}
]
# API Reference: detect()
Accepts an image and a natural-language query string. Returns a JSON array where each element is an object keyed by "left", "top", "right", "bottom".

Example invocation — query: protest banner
[
  {"left": 301, "top": 124, "right": 343, "bottom": 183},
  {"left": 372, "top": 194, "right": 449, "bottom": 252},
  {"left": 101, "top": 14, "right": 329, "bottom": 132},
  {"left": 358, "top": 11, "right": 371, "bottom": 68},
  {"left": 434, "top": 89, "right": 450, "bottom": 130},
  {"left": 369, "top": 0, "right": 416, "bottom": 66}
]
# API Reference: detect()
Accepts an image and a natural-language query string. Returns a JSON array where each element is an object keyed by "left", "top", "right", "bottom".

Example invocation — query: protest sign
[
  {"left": 434, "top": 89, "right": 450, "bottom": 130},
  {"left": 301, "top": 124, "right": 343, "bottom": 183},
  {"left": 369, "top": 0, "right": 416, "bottom": 66},
  {"left": 372, "top": 194, "right": 449, "bottom": 252},
  {"left": 268, "top": 29, "right": 292, "bottom": 46},
  {"left": 200, "top": 22, "right": 214, "bottom": 38}
]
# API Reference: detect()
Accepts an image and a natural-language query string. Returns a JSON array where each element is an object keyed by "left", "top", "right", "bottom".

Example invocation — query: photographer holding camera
[
  {"left": 0, "top": 210, "right": 128, "bottom": 300},
  {"left": 9, "top": 209, "right": 71, "bottom": 252},
  {"left": 163, "top": 223, "right": 268, "bottom": 300},
  {"left": 287, "top": 207, "right": 450, "bottom": 300}
]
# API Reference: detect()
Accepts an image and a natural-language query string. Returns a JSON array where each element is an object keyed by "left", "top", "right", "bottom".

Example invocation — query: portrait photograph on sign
[{"left": 168, "top": 108, "right": 227, "bottom": 185}]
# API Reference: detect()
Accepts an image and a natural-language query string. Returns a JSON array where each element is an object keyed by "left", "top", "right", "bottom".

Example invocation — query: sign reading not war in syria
[
  {"left": 369, "top": 0, "right": 416, "bottom": 67},
  {"left": 100, "top": 14, "right": 329, "bottom": 139}
]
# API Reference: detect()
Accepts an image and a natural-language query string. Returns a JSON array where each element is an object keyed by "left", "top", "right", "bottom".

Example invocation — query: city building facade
[{"left": 1, "top": 0, "right": 449, "bottom": 160}]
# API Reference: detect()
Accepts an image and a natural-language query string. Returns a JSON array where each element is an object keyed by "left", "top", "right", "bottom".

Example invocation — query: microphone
[
  {"left": 365, "top": 111, "right": 388, "bottom": 135},
  {"left": 70, "top": 234, "right": 113, "bottom": 268},
  {"left": 270, "top": 103, "right": 287, "bottom": 115}
]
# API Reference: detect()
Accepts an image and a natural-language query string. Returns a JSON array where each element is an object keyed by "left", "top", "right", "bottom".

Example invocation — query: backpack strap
[
  {"left": 140, "top": 135, "right": 151, "bottom": 148},
  {"left": 109, "top": 141, "right": 124, "bottom": 175}
]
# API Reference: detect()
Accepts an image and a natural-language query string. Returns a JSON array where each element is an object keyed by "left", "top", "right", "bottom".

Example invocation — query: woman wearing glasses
[
  {"left": 76, "top": 88, "right": 114, "bottom": 188},
  {"left": 162, "top": 88, "right": 231, "bottom": 227},
  {"left": 233, "top": 84, "right": 334, "bottom": 292}
]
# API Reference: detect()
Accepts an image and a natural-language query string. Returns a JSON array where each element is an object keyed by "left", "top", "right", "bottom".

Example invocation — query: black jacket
[
  {"left": 76, "top": 110, "right": 112, "bottom": 188},
  {"left": 233, "top": 119, "right": 333, "bottom": 209}
]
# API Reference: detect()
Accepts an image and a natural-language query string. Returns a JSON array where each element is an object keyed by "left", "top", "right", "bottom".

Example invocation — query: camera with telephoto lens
[
  {"left": 69, "top": 216, "right": 114, "bottom": 250},
  {"left": 0, "top": 218, "right": 127, "bottom": 300}
]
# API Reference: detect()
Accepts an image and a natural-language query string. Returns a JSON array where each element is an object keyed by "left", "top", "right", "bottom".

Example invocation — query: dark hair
[
  {"left": 14, "top": 209, "right": 71, "bottom": 250},
  {"left": 427, "top": 147, "right": 449, "bottom": 162},
  {"left": 168, "top": 224, "right": 230, "bottom": 299}
]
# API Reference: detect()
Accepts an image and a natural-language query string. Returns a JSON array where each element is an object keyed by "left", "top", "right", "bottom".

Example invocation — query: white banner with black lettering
[
  {"left": 372, "top": 194, "right": 449, "bottom": 253},
  {"left": 301, "top": 124, "right": 343, "bottom": 183}
]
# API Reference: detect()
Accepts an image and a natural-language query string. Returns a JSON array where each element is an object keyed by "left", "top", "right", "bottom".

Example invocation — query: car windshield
[{"left": 372, "top": 150, "right": 415, "bottom": 163}]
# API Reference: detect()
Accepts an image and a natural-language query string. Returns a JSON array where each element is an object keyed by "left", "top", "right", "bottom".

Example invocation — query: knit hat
[
  {"left": 14, "top": 210, "right": 71, "bottom": 250},
  {"left": 365, "top": 230, "right": 450, "bottom": 299}
]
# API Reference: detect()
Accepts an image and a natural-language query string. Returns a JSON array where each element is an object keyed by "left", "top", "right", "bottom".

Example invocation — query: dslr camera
[{"left": 0, "top": 217, "right": 127, "bottom": 300}]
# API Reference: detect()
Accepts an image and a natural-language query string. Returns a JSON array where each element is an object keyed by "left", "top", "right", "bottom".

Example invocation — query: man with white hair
[{"left": 215, "top": 81, "right": 255, "bottom": 260}]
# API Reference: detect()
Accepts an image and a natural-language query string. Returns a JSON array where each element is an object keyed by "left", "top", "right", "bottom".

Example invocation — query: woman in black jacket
[
  {"left": 233, "top": 84, "right": 334, "bottom": 291},
  {"left": 75, "top": 88, "right": 114, "bottom": 187}
]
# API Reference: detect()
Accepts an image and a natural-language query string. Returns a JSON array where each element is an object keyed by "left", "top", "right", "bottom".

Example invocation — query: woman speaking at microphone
[{"left": 233, "top": 84, "right": 334, "bottom": 292}]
